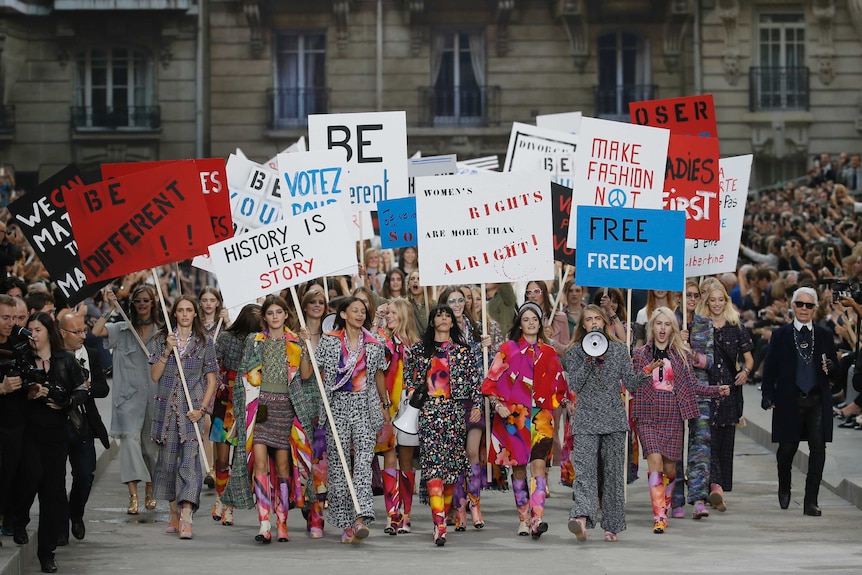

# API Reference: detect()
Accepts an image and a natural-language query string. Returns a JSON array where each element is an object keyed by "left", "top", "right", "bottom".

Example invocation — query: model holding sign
[
  {"left": 403, "top": 304, "right": 481, "bottom": 546},
  {"left": 566, "top": 305, "right": 650, "bottom": 543},
  {"left": 301, "top": 297, "right": 387, "bottom": 544},
  {"left": 198, "top": 287, "right": 227, "bottom": 492},
  {"left": 148, "top": 296, "right": 218, "bottom": 540},
  {"left": 483, "top": 302, "right": 567, "bottom": 539},
  {"left": 524, "top": 280, "right": 570, "bottom": 357}
]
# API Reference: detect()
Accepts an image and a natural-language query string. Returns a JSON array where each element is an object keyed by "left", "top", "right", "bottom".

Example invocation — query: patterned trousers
[
  {"left": 325, "top": 392, "right": 376, "bottom": 529},
  {"left": 569, "top": 432, "right": 626, "bottom": 535},
  {"left": 672, "top": 400, "right": 712, "bottom": 507},
  {"left": 152, "top": 432, "right": 202, "bottom": 510},
  {"left": 710, "top": 423, "right": 737, "bottom": 491}
]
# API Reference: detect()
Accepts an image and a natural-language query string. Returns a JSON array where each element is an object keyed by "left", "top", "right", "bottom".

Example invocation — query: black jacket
[{"left": 72, "top": 347, "right": 109, "bottom": 449}]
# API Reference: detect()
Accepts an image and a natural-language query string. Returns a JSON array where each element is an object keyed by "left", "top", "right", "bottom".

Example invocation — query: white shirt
[{"left": 793, "top": 318, "right": 813, "bottom": 332}]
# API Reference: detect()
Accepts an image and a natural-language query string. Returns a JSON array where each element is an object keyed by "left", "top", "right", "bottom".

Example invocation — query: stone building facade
[{"left": 0, "top": 0, "right": 860, "bottom": 190}]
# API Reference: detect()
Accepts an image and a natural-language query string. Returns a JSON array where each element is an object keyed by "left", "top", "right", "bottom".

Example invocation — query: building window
[
  {"left": 74, "top": 47, "right": 158, "bottom": 130},
  {"left": 595, "top": 32, "right": 655, "bottom": 121},
  {"left": 750, "top": 13, "right": 808, "bottom": 111},
  {"left": 271, "top": 32, "right": 327, "bottom": 128},
  {"left": 428, "top": 31, "right": 487, "bottom": 126}
]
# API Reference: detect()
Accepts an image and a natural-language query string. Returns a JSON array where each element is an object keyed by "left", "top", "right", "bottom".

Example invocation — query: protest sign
[
  {"left": 7, "top": 165, "right": 111, "bottom": 303},
  {"left": 66, "top": 161, "right": 215, "bottom": 283},
  {"left": 102, "top": 158, "right": 233, "bottom": 242},
  {"left": 629, "top": 94, "right": 717, "bottom": 138},
  {"left": 503, "top": 123, "right": 579, "bottom": 184},
  {"left": 575, "top": 205, "right": 685, "bottom": 291},
  {"left": 264, "top": 137, "right": 306, "bottom": 171},
  {"left": 536, "top": 111, "right": 582, "bottom": 135},
  {"left": 415, "top": 171, "right": 554, "bottom": 286},
  {"left": 684, "top": 155, "right": 752, "bottom": 277},
  {"left": 277, "top": 150, "right": 350, "bottom": 217},
  {"left": 566, "top": 117, "right": 669, "bottom": 246},
  {"left": 379, "top": 196, "right": 416, "bottom": 249},
  {"left": 308, "top": 111, "right": 408, "bottom": 211},
  {"left": 208, "top": 203, "right": 357, "bottom": 309},
  {"left": 551, "top": 183, "right": 575, "bottom": 264},
  {"left": 663, "top": 134, "right": 721, "bottom": 241},
  {"left": 226, "top": 153, "right": 283, "bottom": 230},
  {"left": 409, "top": 155, "right": 457, "bottom": 196}
]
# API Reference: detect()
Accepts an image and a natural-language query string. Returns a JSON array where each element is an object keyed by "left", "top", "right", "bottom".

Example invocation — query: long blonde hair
[
  {"left": 386, "top": 298, "right": 419, "bottom": 345},
  {"left": 646, "top": 306, "right": 689, "bottom": 368},
  {"left": 696, "top": 283, "right": 741, "bottom": 326}
]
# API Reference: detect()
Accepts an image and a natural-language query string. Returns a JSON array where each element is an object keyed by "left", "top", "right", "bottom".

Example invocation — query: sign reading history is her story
[{"left": 415, "top": 171, "right": 554, "bottom": 286}]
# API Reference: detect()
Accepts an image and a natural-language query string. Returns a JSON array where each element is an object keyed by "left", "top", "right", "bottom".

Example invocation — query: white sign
[
  {"left": 308, "top": 111, "right": 408, "bottom": 211},
  {"left": 278, "top": 150, "right": 350, "bottom": 217},
  {"left": 226, "top": 153, "right": 283, "bottom": 230},
  {"left": 503, "top": 122, "right": 579, "bottom": 177},
  {"left": 684, "top": 155, "right": 752, "bottom": 277},
  {"left": 415, "top": 172, "right": 554, "bottom": 285},
  {"left": 264, "top": 137, "right": 306, "bottom": 171},
  {"left": 208, "top": 203, "right": 357, "bottom": 309},
  {"left": 566, "top": 117, "right": 670, "bottom": 246},
  {"left": 536, "top": 111, "right": 582, "bottom": 135},
  {"left": 409, "top": 155, "right": 457, "bottom": 195}
]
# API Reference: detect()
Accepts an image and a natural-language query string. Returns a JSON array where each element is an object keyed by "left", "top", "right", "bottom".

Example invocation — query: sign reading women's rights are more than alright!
[{"left": 415, "top": 172, "right": 554, "bottom": 286}]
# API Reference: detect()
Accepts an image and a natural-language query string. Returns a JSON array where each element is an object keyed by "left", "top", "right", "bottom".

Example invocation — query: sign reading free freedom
[{"left": 575, "top": 205, "right": 685, "bottom": 291}]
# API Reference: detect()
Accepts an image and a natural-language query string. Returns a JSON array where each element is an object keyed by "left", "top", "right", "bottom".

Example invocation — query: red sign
[
  {"left": 67, "top": 161, "right": 216, "bottom": 282},
  {"left": 629, "top": 94, "right": 717, "bottom": 138},
  {"left": 102, "top": 158, "right": 233, "bottom": 242},
  {"left": 663, "top": 134, "right": 721, "bottom": 241}
]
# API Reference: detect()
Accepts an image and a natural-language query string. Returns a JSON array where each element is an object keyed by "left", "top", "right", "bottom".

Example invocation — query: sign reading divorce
[
  {"left": 277, "top": 150, "right": 349, "bottom": 216},
  {"left": 65, "top": 161, "right": 215, "bottom": 283},
  {"left": 629, "top": 94, "right": 717, "bottom": 138},
  {"left": 566, "top": 117, "right": 670, "bottom": 246},
  {"left": 378, "top": 196, "right": 416, "bottom": 249},
  {"left": 415, "top": 171, "right": 554, "bottom": 286},
  {"left": 664, "top": 134, "right": 721, "bottom": 240},
  {"left": 308, "top": 111, "right": 408, "bottom": 211},
  {"left": 503, "top": 123, "right": 578, "bottom": 184},
  {"left": 575, "top": 205, "right": 685, "bottom": 291},
  {"left": 684, "top": 155, "right": 752, "bottom": 277},
  {"left": 7, "top": 164, "right": 111, "bottom": 303},
  {"left": 102, "top": 158, "right": 233, "bottom": 242},
  {"left": 208, "top": 203, "right": 357, "bottom": 309}
]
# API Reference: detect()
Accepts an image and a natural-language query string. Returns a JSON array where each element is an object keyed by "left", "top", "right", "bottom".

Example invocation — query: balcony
[
  {"left": 594, "top": 84, "right": 658, "bottom": 122},
  {"left": 71, "top": 106, "right": 161, "bottom": 131},
  {"left": 266, "top": 88, "right": 329, "bottom": 129},
  {"left": 0, "top": 105, "right": 15, "bottom": 134},
  {"left": 417, "top": 85, "right": 501, "bottom": 128},
  {"left": 54, "top": 0, "right": 193, "bottom": 10},
  {"left": 749, "top": 67, "right": 809, "bottom": 112}
]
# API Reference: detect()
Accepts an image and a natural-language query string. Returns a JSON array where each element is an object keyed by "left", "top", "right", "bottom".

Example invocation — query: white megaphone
[
  {"left": 582, "top": 328, "right": 609, "bottom": 358},
  {"left": 392, "top": 397, "right": 419, "bottom": 435},
  {"left": 322, "top": 313, "right": 336, "bottom": 333}
]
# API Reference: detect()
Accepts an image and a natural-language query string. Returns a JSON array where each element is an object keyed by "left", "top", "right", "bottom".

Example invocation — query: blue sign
[
  {"left": 575, "top": 205, "right": 685, "bottom": 291},
  {"left": 379, "top": 196, "right": 417, "bottom": 249}
]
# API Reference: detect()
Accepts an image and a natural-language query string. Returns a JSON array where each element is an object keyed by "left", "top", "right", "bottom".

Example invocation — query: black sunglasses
[{"left": 793, "top": 301, "right": 816, "bottom": 309}]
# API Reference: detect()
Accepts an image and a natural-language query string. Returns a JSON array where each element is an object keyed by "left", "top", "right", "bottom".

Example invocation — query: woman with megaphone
[
  {"left": 566, "top": 305, "right": 654, "bottom": 543},
  {"left": 482, "top": 302, "right": 567, "bottom": 538}
]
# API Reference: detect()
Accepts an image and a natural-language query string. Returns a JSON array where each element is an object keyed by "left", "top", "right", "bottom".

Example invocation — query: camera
[
  {"left": 821, "top": 278, "right": 862, "bottom": 304},
  {"left": 0, "top": 327, "right": 68, "bottom": 405}
]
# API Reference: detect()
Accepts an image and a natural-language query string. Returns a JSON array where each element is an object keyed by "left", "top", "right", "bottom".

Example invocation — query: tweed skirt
[{"left": 253, "top": 391, "right": 295, "bottom": 450}]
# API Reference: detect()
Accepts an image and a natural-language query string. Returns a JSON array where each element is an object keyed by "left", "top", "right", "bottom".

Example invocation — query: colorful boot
[
  {"left": 427, "top": 478, "right": 447, "bottom": 547},
  {"left": 467, "top": 462, "right": 485, "bottom": 529},
  {"left": 307, "top": 500, "right": 324, "bottom": 539},
  {"left": 709, "top": 483, "right": 726, "bottom": 512},
  {"left": 447, "top": 473, "right": 464, "bottom": 526},
  {"left": 166, "top": 501, "right": 179, "bottom": 534},
  {"left": 649, "top": 472, "right": 667, "bottom": 534},
  {"left": 254, "top": 474, "right": 272, "bottom": 543},
  {"left": 179, "top": 507, "right": 193, "bottom": 540},
  {"left": 530, "top": 476, "right": 548, "bottom": 539},
  {"left": 663, "top": 473, "right": 677, "bottom": 522},
  {"left": 275, "top": 477, "right": 290, "bottom": 542},
  {"left": 452, "top": 476, "right": 468, "bottom": 531},
  {"left": 382, "top": 468, "right": 401, "bottom": 535},
  {"left": 398, "top": 470, "right": 415, "bottom": 534},
  {"left": 513, "top": 477, "right": 530, "bottom": 536}
]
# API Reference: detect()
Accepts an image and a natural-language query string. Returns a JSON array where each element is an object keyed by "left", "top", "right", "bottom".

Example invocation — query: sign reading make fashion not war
[
  {"left": 7, "top": 164, "right": 111, "bottom": 304},
  {"left": 415, "top": 171, "right": 554, "bottom": 286},
  {"left": 575, "top": 205, "right": 685, "bottom": 291},
  {"left": 664, "top": 134, "right": 721, "bottom": 241},
  {"left": 684, "top": 155, "right": 752, "bottom": 277},
  {"left": 277, "top": 149, "right": 350, "bottom": 217},
  {"left": 503, "top": 122, "right": 578, "bottom": 188},
  {"left": 308, "top": 111, "right": 408, "bottom": 211},
  {"left": 566, "top": 117, "right": 670, "bottom": 246},
  {"left": 629, "top": 94, "right": 718, "bottom": 138},
  {"left": 65, "top": 161, "right": 215, "bottom": 283},
  {"left": 208, "top": 203, "right": 357, "bottom": 309}
]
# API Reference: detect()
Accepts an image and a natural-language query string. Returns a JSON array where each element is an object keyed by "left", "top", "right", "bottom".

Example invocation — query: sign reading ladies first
[
  {"left": 308, "top": 111, "right": 408, "bottom": 211},
  {"left": 415, "top": 172, "right": 554, "bottom": 286}
]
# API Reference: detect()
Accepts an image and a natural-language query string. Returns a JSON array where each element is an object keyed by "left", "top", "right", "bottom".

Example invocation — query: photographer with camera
[
  {"left": 57, "top": 311, "right": 108, "bottom": 545},
  {"left": 0, "top": 294, "right": 27, "bottom": 540},
  {"left": 13, "top": 312, "right": 88, "bottom": 573}
]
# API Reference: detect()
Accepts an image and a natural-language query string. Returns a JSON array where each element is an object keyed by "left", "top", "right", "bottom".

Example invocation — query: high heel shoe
[
  {"left": 127, "top": 495, "right": 139, "bottom": 515},
  {"left": 144, "top": 483, "right": 157, "bottom": 510}
]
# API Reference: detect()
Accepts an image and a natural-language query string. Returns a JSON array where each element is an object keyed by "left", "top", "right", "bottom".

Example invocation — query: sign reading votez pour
[
  {"left": 576, "top": 205, "right": 685, "bottom": 291},
  {"left": 684, "top": 155, "right": 752, "bottom": 277},
  {"left": 208, "top": 203, "right": 357, "bottom": 309},
  {"left": 566, "top": 117, "right": 670, "bottom": 246},
  {"left": 277, "top": 150, "right": 349, "bottom": 217},
  {"left": 308, "top": 111, "right": 408, "bottom": 211},
  {"left": 415, "top": 172, "right": 554, "bottom": 286}
]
